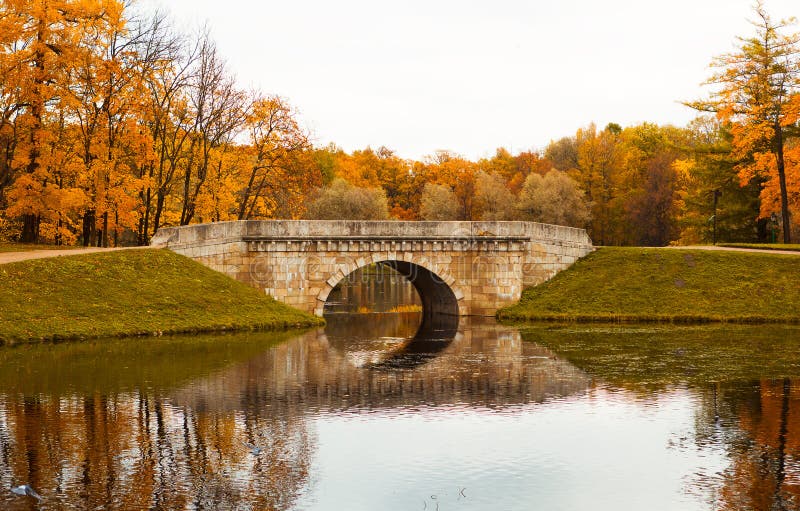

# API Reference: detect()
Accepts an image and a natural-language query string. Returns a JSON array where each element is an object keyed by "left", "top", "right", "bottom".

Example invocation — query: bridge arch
[{"left": 315, "top": 255, "right": 464, "bottom": 318}]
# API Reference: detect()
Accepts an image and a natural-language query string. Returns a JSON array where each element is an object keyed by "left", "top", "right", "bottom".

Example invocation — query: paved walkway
[
  {"left": 0, "top": 246, "right": 145, "bottom": 265},
  {"left": 666, "top": 245, "right": 800, "bottom": 256},
  {"left": 2, "top": 244, "right": 798, "bottom": 266}
]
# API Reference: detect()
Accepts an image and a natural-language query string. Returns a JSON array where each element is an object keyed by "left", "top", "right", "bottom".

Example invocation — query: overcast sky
[{"left": 138, "top": 0, "right": 798, "bottom": 160}]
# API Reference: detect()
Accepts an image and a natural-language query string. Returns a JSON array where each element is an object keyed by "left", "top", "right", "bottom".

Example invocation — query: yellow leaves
[
  {"left": 334, "top": 153, "right": 382, "bottom": 190},
  {"left": 5, "top": 170, "right": 87, "bottom": 225},
  {"left": 784, "top": 94, "right": 800, "bottom": 127},
  {"left": 56, "top": 187, "right": 88, "bottom": 212},
  {"left": 672, "top": 158, "right": 696, "bottom": 186}
]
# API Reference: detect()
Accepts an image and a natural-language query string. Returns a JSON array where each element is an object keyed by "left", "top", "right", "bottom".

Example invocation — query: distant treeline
[{"left": 0, "top": 1, "right": 797, "bottom": 246}]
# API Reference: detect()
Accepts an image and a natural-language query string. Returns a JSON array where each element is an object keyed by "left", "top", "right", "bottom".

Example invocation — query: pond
[{"left": 2, "top": 270, "right": 800, "bottom": 510}]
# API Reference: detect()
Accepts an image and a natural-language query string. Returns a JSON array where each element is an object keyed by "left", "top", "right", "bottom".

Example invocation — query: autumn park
[{"left": 1, "top": 0, "right": 800, "bottom": 510}]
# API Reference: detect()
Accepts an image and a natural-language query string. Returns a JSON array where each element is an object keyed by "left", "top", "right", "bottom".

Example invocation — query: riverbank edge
[
  {"left": 0, "top": 249, "right": 324, "bottom": 345},
  {"left": 497, "top": 313, "right": 800, "bottom": 325},
  {"left": 7, "top": 322, "right": 325, "bottom": 346},
  {"left": 497, "top": 246, "right": 800, "bottom": 325}
]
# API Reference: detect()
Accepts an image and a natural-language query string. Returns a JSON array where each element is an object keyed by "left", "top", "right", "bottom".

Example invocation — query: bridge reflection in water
[{"left": 170, "top": 314, "right": 591, "bottom": 414}]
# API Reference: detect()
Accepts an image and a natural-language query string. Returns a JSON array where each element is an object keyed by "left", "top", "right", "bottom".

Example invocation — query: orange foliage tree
[
  {"left": 688, "top": 2, "right": 800, "bottom": 242},
  {"left": 0, "top": 2, "right": 317, "bottom": 245}
]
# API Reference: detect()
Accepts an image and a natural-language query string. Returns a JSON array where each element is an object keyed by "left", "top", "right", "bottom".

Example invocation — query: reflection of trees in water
[
  {"left": 688, "top": 379, "right": 800, "bottom": 511},
  {"left": 0, "top": 390, "right": 311, "bottom": 510},
  {"left": 0, "top": 319, "right": 591, "bottom": 510},
  {"left": 521, "top": 324, "right": 800, "bottom": 510}
]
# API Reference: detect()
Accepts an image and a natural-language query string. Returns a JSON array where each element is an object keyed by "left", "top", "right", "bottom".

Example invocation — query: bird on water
[{"left": 10, "top": 484, "right": 42, "bottom": 501}]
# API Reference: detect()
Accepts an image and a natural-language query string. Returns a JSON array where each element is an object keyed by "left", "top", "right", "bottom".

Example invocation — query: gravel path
[
  {"left": 666, "top": 245, "right": 800, "bottom": 256},
  {"left": 0, "top": 246, "right": 145, "bottom": 265},
  {"left": 2, "top": 243, "right": 798, "bottom": 266}
]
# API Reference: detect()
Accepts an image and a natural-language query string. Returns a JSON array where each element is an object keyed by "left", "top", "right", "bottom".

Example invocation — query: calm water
[{"left": 2, "top": 274, "right": 800, "bottom": 509}]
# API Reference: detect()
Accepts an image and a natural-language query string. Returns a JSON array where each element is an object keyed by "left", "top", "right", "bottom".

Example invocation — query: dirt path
[
  {"left": 0, "top": 246, "right": 146, "bottom": 265},
  {"left": 666, "top": 245, "right": 800, "bottom": 256},
  {"left": 3, "top": 243, "right": 798, "bottom": 266}
]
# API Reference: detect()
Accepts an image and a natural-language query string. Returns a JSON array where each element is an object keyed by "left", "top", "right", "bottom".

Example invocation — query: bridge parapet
[{"left": 151, "top": 220, "right": 593, "bottom": 317}]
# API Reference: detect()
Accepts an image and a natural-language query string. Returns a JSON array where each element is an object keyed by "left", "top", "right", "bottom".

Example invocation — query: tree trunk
[
  {"left": 180, "top": 158, "right": 193, "bottom": 225},
  {"left": 153, "top": 191, "right": 165, "bottom": 234},
  {"left": 21, "top": 23, "right": 46, "bottom": 245},
  {"left": 83, "top": 210, "right": 96, "bottom": 247},
  {"left": 21, "top": 214, "right": 39, "bottom": 243},
  {"left": 140, "top": 188, "right": 152, "bottom": 246},
  {"left": 102, "top": 212, "right": 109, "bottom": 248},
  {"left": 774, "top": 127, "right": 791, "bottom": 243},
  {"left": 238, "top": 166, "right": 259, "bottom": 220}
]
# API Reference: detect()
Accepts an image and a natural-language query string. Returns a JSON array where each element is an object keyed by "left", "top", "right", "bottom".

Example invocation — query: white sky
[{"left": 138, "top": 0, "right": 798, "bottom": 160}]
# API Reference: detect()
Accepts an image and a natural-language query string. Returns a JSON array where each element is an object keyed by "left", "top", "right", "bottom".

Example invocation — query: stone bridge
[{"left": 150, "top": 220, "right": 593, "bottom": 317}]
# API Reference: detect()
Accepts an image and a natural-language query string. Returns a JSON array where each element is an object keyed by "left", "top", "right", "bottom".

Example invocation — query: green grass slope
[
  {"left": 0, "top": 249, "right": 323, "bottom": 344},
  {"left": 498, "top": 247, "right": 800, "bottom": 324}
]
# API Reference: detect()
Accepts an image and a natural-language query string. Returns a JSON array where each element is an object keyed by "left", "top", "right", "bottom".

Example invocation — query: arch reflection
[{"left": 363, "top": 313, "right": 459, "bottom": 370}]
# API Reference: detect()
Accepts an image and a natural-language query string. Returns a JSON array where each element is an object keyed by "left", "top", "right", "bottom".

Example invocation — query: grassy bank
[
  {"left": 0, "top": 249, "right": 323, "bottom": 344},
  {"left": 498, "top": 247, "right": 800, "bottom": 324}
]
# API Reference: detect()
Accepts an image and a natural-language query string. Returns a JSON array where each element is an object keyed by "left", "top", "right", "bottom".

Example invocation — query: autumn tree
[
  {"left": 310, "top": 144, "right": 338, "bottom": 186},
  {"left": 478, "top": 148, "right": 516, "bottom": 182},
  {"left": 516, "top": 170, "right": 590, "bottom": 228},
  {"left": 0, "top": 3, "right": 319, "bottom": 244},
  {"left": 325, "top": 145, "right": 419, "bottom": 219},
  {"left": 479, "top": 148, "right": 551, "bottom": 194},
  {"left": 617, "top": 123, "right": 686, "bottom": 246},
  {"left": 303, "top": 178, "right": 389, "bottom": 220},
  {"left": 545, "top": 136, "right": 579, "bottom": 172},
  {"left": 420, "top": 150, "right": 478, "bottom": 220},
  {"left": 569, "top": 123, "right": 625, "bottom": 244},
  {"left": 370, "top": 147, "right": 418, "bottom": 219},
  {"left": 623, "top": 154, "right": 680, "bottom": 245},
  {"left": 512, "top": 150, "right": 553, "bottom": 191},
  {"left": 419, "top": 183, "right": 459, "bottom": 221},
  {"left": 474, "top": 171, "right": 516, "bottom": 220},
  {"left": 68, "top": 1, "right": 148, "bottom": 246},
  {"left": 676, "top": 117, "right": 764, "bottom": 243},
  {"left": 236, "top": 95, "right": 311, "bottom": 220},
  {"left": 687, "top": 2, "right": 800, "bottom": 242},
  {"left": 551, "top": 122, "right": 689, "bottom": 245},
  {"left": 137, "top": 12, "right": 197, "bottom": 244},
  {"left": 0, "top": 3, "right": 27, "bottom": 210},
  {"left": 179, "top": 32, "right": 244, "bottom": 226},
  {"left": 3, "top": 0, "right": 118, "bottom": 243}
]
